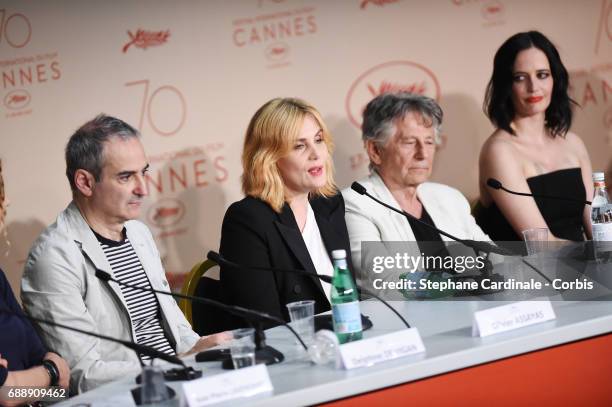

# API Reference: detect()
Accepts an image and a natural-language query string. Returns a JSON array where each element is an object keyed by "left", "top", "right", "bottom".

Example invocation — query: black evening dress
[{"left": 475, "top": 168, "right": 586, "bottom": 242}]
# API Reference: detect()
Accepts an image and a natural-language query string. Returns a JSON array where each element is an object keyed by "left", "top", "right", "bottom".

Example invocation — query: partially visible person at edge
[
  {"left": 475, "top": 31, "right": 594, "bottom": 243},
  {"left": 20, "top": 115, "right": 229, "bottom": 395},
  {"left": 0, "top": 158, "right": 70, "bottom": 407}
]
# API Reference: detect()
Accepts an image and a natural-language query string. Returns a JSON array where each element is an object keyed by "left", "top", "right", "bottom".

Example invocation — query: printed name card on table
[
  {"left": 338, "top": 328, "right": 425, "bottom": 370},
  {"left": 182, "top": 364, "right": 273, "bottom": 407},
  {"left": 472, "top": 300, "right": 556, "bottom": 337}
]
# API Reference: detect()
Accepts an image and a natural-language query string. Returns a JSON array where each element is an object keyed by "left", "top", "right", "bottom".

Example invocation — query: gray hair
[
  {"left": 362, "top": 93, "right": 443, "bottom": 153},
  {"left": 65, "top": 114, "right": 139, "bottom": 192}
]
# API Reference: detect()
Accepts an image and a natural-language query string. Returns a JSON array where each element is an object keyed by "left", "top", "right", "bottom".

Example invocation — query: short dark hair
[
  {"left": 65, "top": 114, "right": 139, "bottom": 192},
  {"left": 484, "top": 31, "right": 577, "bottom": 137}
]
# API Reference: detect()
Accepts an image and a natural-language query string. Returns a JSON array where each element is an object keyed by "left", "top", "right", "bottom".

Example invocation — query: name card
[
  {"left": 472, "top": 300, "right": 556, "bottom": 337},
  {"left": 182, "top": 364, "right": 273, "bottom": 407},
  {"left": 338, "top": 328, "right": 425, "bottom": 370}
]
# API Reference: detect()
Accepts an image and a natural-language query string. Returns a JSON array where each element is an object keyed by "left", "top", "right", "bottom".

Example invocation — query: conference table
[{"left": 57, "top": 250, "right": 612, "bottom": 406}]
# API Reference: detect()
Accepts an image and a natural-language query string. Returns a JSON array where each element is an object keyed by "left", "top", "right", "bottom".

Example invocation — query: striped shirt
[{"left": 94, "top": 229, "right": 176, "bottom": 362}]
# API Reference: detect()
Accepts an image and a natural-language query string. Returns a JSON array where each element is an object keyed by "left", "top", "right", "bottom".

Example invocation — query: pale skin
[
  {"left": 365, "top": 111, "right": 437, "bottom": 217},
  {"left": 479, "top": 47, "right": 594, "bottom": 241},
  {"left": 277, "top": 115, "right": 329, "bottom": 231},
  {"left": 0, "top": 352, "right": 70, "bottom": 407},
  {"left": 73, "top": 136, "right": 229, "bottom": 357}
]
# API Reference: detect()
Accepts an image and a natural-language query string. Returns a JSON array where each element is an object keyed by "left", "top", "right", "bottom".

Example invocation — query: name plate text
[{"left": 339, "top": 328, "right": 425, "bottom": 370}]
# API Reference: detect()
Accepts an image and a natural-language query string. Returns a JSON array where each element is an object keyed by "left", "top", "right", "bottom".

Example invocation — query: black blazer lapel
[
  {"left": 274, "top": 205, "right": 325, "bottom": 295},
  {"left": 311, "top": 195, "right": 357, "bottom": 282},
  {"left": 312, "top": 196, "right": 346, "bottom": 255}
]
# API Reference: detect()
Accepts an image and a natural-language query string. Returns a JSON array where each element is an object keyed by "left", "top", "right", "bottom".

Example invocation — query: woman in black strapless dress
[{"left": 475, "top": 31, "right": 594, "bottom": 242}]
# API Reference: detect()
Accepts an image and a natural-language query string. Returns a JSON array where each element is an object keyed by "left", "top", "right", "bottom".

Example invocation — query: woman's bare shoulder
[
  {"left": 480, "top": 129, "right": 518, "bottom": 161},
  {"left": 562, "top": 131, "right": 590, "bottom": 159}
]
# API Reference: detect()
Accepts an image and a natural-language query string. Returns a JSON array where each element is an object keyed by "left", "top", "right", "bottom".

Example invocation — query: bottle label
[
  {"left": 593, "top": 222, "right": 612, "bottom": 241},
  {"left": 334, "top": 258, "right": 347, "bottom": 269},
  {"left": 592, "top": 195, "right": 608, "bottom": 208},
  {"left": 332, "top": 301, "right": 362, "bottom": 334}
]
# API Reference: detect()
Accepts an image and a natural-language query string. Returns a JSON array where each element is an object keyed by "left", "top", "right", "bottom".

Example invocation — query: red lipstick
[{"left": 526, "top": 96, "right": 544, "bottom": 103}]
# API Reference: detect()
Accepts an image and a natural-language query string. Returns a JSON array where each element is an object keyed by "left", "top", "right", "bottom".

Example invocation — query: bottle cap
[
  {"left": 331, "top": 249, "right": 346, "bottom": 260},
  {"left": 593, "top": 172, "right": 605, "bottom": 182}
]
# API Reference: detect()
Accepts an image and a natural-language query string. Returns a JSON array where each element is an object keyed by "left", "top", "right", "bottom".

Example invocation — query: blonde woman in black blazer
[{"left": 200, "top": 98, "right": 353, "bottom": 332}]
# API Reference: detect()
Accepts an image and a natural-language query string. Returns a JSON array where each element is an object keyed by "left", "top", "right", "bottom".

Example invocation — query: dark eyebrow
[
  {"left": 513, "top": 69, "right": 550, "bottom": 74},
  {"left": 116, "top": 170, "right": 136, "bottom": 178},
  {"left": 117, "top": 164, "right": 149, "bottom": 178}
]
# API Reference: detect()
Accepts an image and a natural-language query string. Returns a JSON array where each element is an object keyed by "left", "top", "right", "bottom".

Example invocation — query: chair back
[{"left": 179, "top": 259, "right": 218, "bottom": 324}]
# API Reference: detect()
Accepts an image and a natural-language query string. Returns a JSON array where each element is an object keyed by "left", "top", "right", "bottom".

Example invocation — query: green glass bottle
[{"left": 330, "top": 249, "right": 363, "bottom": 344}]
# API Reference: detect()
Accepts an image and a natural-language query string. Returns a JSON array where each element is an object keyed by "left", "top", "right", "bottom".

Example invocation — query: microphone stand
[
  {"left": 351, "top": 182, "right": 512, "bottom": 295},
  {"left": 0, "top": 307, "right": 196, "bottom": 406},
  {"left": 208, "top": 251, "right": 411, "bottom": 329},
  {"left": 95, "top": 270, "right": 307, "bottom": 369},
  {"left": 486, "top": 178, "right": 592, "bottom": 206},
  {"left": 486, "top": 177, "right": 596, "bottom": 287},
  {"left": 1, "top": 307, "right": 185, "bottom": 367}
]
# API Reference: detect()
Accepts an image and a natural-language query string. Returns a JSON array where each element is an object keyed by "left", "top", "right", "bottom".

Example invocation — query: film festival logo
[
  {"left": 147, "top": 197, "right": 186, "bottom": 230},
  {"left": 480, "top": 0, "right": 505, "bottom": 23},
  {"left": 450, "top": 0, "right": 506, "bottom": 26},
  {"left": 345, "top": 60, "right": 441, "bottom": 129},
  {"left": 360, "top": 0, "right": 401, "bottom": 9},
  {"left": 232, "top": 3, "right": 318, "bottom": 69},
  {"left": 1, "top": 9, "right": 63, "bottom": 119},
  {"left": 3, "top": 89, "right": 30, "bottom": 110},
  {"left": 265, "top": 42, "right": 290, "bottom": 62},
  {"left": 122, "top": 29, "right": 170, "bottom": 53}
]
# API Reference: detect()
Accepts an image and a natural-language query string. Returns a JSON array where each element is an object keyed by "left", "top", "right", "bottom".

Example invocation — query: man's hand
[
  {"left": 0, "top": 353, "right": 8, "bottom": 369},
  {"left": 180, "top": 332, "right": 232, "bottom": 357},
  {"left": 43, "top": 352, "right": 70, "bottom": 389}
]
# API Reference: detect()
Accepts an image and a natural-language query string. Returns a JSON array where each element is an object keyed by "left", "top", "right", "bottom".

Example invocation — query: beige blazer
[
  {"left": 342, "top": 172, "right": 491, "bottom": 289},
  {"left": 21, "top": 202, "right": 199, "bottom": 394}
]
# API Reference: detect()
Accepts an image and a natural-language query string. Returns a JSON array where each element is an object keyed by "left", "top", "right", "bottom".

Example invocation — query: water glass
[
  {"left": 522, "top": 227, "right": 549, "bottom": 256},
  {"left": 230, "top": 328, "right": 256, "bottom": 369},
  {"left": 593, "top": 230, "right": 612, "bottom": 262},
  {"left": 286, "top": 300, "right": 315, "bottom": 346}
]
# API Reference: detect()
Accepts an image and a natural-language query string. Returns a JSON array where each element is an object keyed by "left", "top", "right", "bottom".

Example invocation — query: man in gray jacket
[{"left": 21, "top": 115, "right": 227, "bottom": 394}]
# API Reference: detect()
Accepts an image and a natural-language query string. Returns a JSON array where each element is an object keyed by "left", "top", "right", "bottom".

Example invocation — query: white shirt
[{"left": 301, "top": 203, "right": 334, "bottom": 302}]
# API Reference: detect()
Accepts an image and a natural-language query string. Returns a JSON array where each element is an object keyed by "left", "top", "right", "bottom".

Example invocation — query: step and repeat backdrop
[{"left": 1, "top": 0, "right": 610, "bottom": 295}]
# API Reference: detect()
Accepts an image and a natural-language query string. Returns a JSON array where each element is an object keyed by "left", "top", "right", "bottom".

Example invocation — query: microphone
[
  {"left": 0, "top": 307, "right": 184, "bottom": 367},
  {"left": 350, "top": 181, "right": 517, "bottom": 294},
  {"left": 207, "top": 251, "right": 411, "bottom": 329},
  {"left": 486, "top": 178, "right": 592, "bottom": 206},
  {"left": 95, "top": 269, "right": 307, "bottom": 368},
  {"left": 1, "top": 306, "right": 203, "bottom": 407},
  {"left": 351, "top": 182, "right": 516, "bottom": 257}
]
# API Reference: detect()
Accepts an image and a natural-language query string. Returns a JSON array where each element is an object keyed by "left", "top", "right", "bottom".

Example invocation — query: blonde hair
[{"left": 242, "top": 98, "right": 337, "bottom": 212}]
